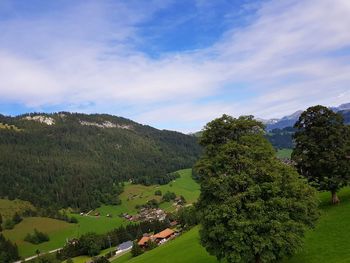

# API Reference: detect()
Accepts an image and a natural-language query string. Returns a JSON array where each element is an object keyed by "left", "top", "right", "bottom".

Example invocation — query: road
[{"left": 13, "top": 248, "right": 62, "bottom": 263}]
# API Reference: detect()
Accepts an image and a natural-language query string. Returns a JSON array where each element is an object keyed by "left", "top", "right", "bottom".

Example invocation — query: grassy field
[
  {"left": 3, "top": 217, "right": 75, "bottom": 257},
  {"left": 284, "top": 187, "right": 350, "bottom": 263},
  {"left": 111, "top": 227, "right": 217, "bottom": 263},
  {"left": 0, "top": 198, "right": 36, "bottom": 219},
  {"left": 276, "top": 148, "right": 293, "bottom": 158},
  {"left": 112, "top": 188, "right": 350, "bottom": 263},
  {"left": 2, "top": 215, "right": 125, "bottom": 258},
  {"left": 94, "top": 169, "right": 200, "bottom": 217},
  {"left": 64, "top": 247, "right": 116, "bottom": 263}
]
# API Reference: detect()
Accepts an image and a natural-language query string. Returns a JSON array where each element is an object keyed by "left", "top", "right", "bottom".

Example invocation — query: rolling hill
[{"left": 0, "top": 112, "right": 201, "bottom": 210}]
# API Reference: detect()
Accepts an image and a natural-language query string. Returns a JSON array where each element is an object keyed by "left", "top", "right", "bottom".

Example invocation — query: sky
[{"left": 0, "top": 0, "right": 350, "bottom": 132}]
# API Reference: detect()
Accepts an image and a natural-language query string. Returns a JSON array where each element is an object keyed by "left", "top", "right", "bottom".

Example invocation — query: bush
[
  {"left": 146, "top": 240, "right": 157, "bottom": 250},
  {"left": 154, "top": 190, "right": 162, "bottom": 196},
  {"left": 162, "top": 191, "right": 176, "bottom": 202},
  {"left": 4, "top": 219, "right": 15, "bottom": 230},
  {"left": 69, "top": 217, "right": 78, "bottom": 224},
  {"left": 24, "top": 229, "right": 49, "bottom": 244},
  {"left": 12, "top": 213, "right": 22, "bottom": 224},
  {"left": 136, "top": 199, "right": 159, "bottom": 210}
]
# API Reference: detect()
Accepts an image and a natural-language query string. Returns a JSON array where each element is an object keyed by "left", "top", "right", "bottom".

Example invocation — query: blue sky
[{"left": 0, "top": 0, "right": 350, "bottom": 132}]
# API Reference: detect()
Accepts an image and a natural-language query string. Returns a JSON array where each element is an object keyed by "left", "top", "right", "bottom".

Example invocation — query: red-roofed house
[
  {"left": 154, "top": 228, "right": 175, "bottom": 242},
  {"left": 138, "top": 236, "right": 151, "bottom": 247}
]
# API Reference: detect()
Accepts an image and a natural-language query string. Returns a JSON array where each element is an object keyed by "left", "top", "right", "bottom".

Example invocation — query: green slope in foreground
[
  {"left": 112, "top": 226, "right": 217, "bottom": 263},
  {"left": 114, "top": 188, "right": 350, "bottom": 263}
]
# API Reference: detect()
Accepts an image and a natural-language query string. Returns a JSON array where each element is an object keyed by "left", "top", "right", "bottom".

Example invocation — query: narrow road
[{"left": 13, "top": 248, "right": 62, "bottom": 263}]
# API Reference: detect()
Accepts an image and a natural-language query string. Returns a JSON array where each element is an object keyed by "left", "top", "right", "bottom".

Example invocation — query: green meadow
[
  {"left": 3, "top": 215, "right": 125, "bottom": 258},
  {"left": 3, "top": 217, "right": 74, "bottom": 257},
  {"left": 112, "top": 187, "right": 350, "bottom": 263},
  {"left": 94, "top": 169, "right": 200, "bottom": 217},
  {"left": 111, "top": 226, "right": 217, "bottom": 263},
  {"left": 276, "top": 148, "right": 293, "bottom": 158}
]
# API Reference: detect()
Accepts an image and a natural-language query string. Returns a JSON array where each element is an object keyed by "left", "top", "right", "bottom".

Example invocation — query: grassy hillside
[
  {"left": 0, "top": 199, "right": 36, "bottom": 220},
  {"left": 2, "top": 215, "right": 126, "bottom": 258},
  {"left": 276, "top": 148, "right": 293, "bottom": 158},
  {"left": 94, "top": 169, "right": 200, "bottom": 216},
  {"left": 283, "top": 188, "right": 350, "bottom": 263},
  {"left": 112, "top": 227, "right": 217, "bottom": 263},
  {"left": 112, "top": 188, "right": 350, "bottom": 263},
  {"left": 3, "top": 217, "right": 74, "bottom": 257}
]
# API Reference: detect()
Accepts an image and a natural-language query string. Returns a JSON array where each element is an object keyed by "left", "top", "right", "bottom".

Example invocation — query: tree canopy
[
  {"left": 292, "top": 105, "right": 350, "bottom": 204},
  {"left": 196, "top": 115, "right": 319, "bottom": 263}
]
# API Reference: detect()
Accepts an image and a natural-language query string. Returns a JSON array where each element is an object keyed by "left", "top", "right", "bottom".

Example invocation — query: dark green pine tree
[
  {"left": 292, "top": 105, "right": 350, "bottom": 204},
  {"left": 131, "top": 241, "right": 143, "bottom": 257},
  {"left": 195, "top": 115, "right": 319, "bottom": 263}
]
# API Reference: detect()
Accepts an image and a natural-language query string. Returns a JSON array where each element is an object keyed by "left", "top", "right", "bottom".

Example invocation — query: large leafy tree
[
  {"left": 196, "top": 115, "right": 319, "bottom": 263},
  {"left": 292, "top": 105, "right": 350, "bottom": 204}
]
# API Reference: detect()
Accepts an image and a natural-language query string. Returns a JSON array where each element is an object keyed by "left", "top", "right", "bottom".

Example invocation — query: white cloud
[{"left": 0, "top": 0, "right": 350, "bottom": 132}]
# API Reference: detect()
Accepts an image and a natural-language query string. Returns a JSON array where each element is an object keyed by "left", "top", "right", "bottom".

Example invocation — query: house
[
  {"left": 138, "top": 236, "right": 151, "bottom": 247},
  {"left": 153, "top": 228, "right": 175, "bottom": 242},
  {"left": 115, "top": 240, "right": 133, "bottom": 255}
]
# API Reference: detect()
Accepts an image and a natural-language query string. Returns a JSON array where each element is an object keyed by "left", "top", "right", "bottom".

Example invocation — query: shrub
[
  {"left": 162, "top": 191, "right": 176, "bottom": 202},
  {"left": 12, "top": 213, "right": 22, "bottom": 224},
  {"left": 24, "top": 229, "right": 49, "bottom": 244},
  {"left": 4, "top": 219, "right": 15, "bottom": 230},
  {"left": 69, "top": 217, "right": 78, "bottom": 224},
  {"left": 154, "top": 190, "right": 162, "bottom": 196}
]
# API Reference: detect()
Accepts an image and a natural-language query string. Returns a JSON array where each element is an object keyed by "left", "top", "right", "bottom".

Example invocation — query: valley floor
[{"left": 2, "top": 169, "right": 199, "bottom": 259}]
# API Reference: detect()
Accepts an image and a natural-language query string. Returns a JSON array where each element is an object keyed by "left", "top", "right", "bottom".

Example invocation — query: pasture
[
  {"left": 94, "top": 169, "right": 200, "bottom": 216},
  {"left": 2, "top": 215, "right": 125, "bottom": 258},
  {"left": 276, "top": 148, "right": 293, "bottom": 158},
  {"left": 111, "top": 226, "right": 217, "bottom": 263},
  {"left": 2, "top": 217, "right": 74, "bottom": 258}
]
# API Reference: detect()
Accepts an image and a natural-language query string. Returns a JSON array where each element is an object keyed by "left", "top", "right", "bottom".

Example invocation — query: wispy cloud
[{"left": 0, "top": 0, "right": 350, "bottom": 132}]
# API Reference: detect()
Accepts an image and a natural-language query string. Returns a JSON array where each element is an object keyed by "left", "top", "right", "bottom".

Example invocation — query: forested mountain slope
[{"left": 0, "top": 113, "right": 201, "bottom": 210}]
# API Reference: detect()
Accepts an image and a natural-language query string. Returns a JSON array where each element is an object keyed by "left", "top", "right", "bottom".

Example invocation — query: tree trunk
[
  {"left": 331, "top": 191, "right": 340, "bottom": 204},
  {"left": 255, "top": 254, "right": 262, "bottom": 263}
]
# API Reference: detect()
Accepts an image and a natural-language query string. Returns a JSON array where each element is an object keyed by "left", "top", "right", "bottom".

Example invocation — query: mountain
[
  {"left": 265, "top": 103, "right": 350, "bottom": 130},
  {"left": 0, "top": 112, "right": 201, "bottom": 211}
]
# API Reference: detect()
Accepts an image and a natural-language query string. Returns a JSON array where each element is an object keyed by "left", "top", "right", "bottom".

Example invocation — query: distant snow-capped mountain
[{"left": 264, "top": 103, "right": 350, "bottom": 130}]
